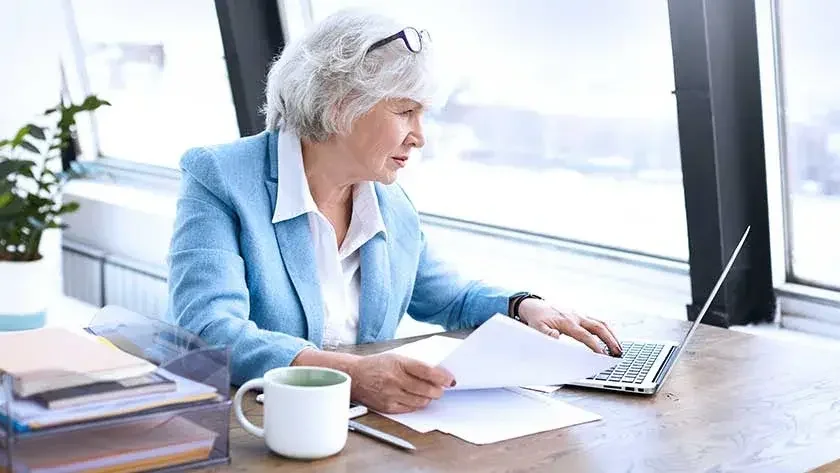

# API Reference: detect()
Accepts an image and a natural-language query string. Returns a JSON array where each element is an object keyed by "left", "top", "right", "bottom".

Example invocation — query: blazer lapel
[
  {"left": 357, "top": 233, "right": 390, "bottom": 342},
  {"left": 266, "top": 181, "right": 325, "bottom": 346},
  {"left": 264, "top": 131, "right": 324, "bottom": 346}
]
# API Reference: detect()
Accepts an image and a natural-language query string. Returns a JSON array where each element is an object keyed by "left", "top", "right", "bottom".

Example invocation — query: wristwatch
[{"left": 508, "top": 292, "right": 543, "bottom": 323}]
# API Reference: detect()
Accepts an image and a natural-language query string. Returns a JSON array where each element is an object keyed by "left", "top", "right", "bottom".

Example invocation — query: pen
[{"left": 348, "top": 420, "right": 416, "bottom": 451}]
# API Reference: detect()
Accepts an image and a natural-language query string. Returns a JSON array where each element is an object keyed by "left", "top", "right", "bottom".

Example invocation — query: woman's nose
[{"left": 408, "top": 121, "right": 425, "bottom": 148}]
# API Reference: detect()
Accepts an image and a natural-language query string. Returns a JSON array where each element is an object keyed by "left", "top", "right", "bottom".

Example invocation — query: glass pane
[
  {"left": 69, "top": 0, "right": 240, "bottom": 168},
  {"left": 776, "top": 0, "right": 840, "bottom": 288},
  {"left": 307, "top": 0, "right": 688, "bottom": 260}
]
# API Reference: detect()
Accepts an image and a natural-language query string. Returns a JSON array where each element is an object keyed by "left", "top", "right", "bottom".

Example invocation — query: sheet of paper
[
  {"left": 388, "top": 336, "right": 572, "bottom": 394},
  {"left": 382, "top": 388, "right": 600, "bottom": 445},
  {"left": 387, "top": 335, "right": 461, "bottom": 366},
  {"left": 391, "top": 335, "right": 563, "bottom": 394},
  {"left": 390, "top": 315, "right": 619, "bottom": 390},
  {"left": 521, "top": 384, "right": 563, "bottom": 394}
]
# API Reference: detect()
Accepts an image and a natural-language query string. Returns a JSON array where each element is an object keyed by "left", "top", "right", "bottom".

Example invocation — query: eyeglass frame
[{"left": 366, "top": 27, "right": 431, "bottom": 54}]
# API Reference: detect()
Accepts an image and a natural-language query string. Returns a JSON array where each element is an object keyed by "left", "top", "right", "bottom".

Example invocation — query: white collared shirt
[{"left": 272, "top": 130, "right": 386, "bottom": 348}]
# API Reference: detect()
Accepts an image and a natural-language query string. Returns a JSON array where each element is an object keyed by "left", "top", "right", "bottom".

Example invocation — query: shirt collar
[
  {"left": 271, "top": 128, "right": 388, "bottom": 242},
  {"left": 340, "top": 179, "right": 388, "bottom": 258}
]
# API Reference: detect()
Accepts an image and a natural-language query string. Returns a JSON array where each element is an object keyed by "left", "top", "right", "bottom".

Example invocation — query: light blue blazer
[{"left": 167, "top": 130, "right": 515, "bottom": 385}]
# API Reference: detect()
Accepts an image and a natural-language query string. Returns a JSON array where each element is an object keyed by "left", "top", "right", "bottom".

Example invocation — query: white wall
[
  {"left": 0, "top": 0, "right": 64, "bottom": 137},
  {"left": 1, "top": 0, "right": 68, "bottom": 300}
]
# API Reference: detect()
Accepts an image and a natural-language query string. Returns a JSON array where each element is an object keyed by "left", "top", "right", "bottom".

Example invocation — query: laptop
[{"left": 567, "top": 225, "right": 751, "bottom": 395}]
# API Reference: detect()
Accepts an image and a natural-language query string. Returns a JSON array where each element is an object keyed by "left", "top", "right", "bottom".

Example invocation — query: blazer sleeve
[
  {"left": 167, "top": 147, "right": 315, "bottom": 385},
  {"left": 407, "top": 229, "right": 517, "bottom": 330}
]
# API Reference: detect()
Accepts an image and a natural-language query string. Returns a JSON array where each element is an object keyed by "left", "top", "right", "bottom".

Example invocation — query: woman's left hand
[{"left": 517, "top": 298, "right": 623, "bottom": 357}]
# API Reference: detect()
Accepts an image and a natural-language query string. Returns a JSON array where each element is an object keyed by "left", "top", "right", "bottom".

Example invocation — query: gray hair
[{"left": 263, "top": 8, "right": 435, "bottom": 141}]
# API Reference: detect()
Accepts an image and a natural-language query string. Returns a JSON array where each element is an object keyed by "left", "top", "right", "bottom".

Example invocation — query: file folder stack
[{"left": 0, "top": 306, "right": 232, "bottom": 473}]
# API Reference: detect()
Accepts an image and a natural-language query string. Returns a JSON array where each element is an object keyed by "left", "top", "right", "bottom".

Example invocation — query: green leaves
[
  {"left": 19, "top": 141, "right": 39, "bottom": 154},
  {"left": 0, "top": 94, "right": 109, "bottom": 261},
  {"left": 11, "top": 125, "right": 31, "bottom": 147},
  {"left": 0, "top": 194, "right": 26, "bottom": 217},
  {"left": 79, "top": 95, "right": 111, "bottom": 111},
  {"left": 1, "top": 124, "right": 46, "bottom": 157},
  {"left": 57, "top": 95, "right": 111, "bottom": 132},
  {"left": 58, "top": 201, "right": 80, "bottom": 214},
  {"left": 0, "top": 159, "right": 36, "bottom": 180},
  {"left": 27, "top": 125, "right": 46, "bottom": 140}
]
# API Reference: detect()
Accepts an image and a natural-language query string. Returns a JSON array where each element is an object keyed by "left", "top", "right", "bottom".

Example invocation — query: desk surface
[{"left": 204, "top": 316, "right": 840, "bottom": 473}]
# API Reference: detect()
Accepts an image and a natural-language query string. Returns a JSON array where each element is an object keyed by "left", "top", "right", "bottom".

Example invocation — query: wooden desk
[{"left": 206, "top": 316, "right": 840, "bottom": 473}]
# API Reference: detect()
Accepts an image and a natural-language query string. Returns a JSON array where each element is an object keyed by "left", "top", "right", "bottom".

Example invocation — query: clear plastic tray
[{"left": 1, "top": 305, "right": 232, "bottom": 472}]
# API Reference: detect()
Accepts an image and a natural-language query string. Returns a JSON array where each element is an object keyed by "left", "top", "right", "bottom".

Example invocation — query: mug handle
[{"left": 234, "top": 378, "right": 265, "bottom": 438}]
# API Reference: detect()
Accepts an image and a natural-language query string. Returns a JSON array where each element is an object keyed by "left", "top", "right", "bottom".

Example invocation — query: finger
[
  {"left": 383, "top": 400, "right": 417, "bottom": 414},
  {"left": 565, "top": 323, "right": 606, "bottom": 354},
  {"left": 582, "top": 318, "right": 622, "bottom": 356},
  {"left": 595, "top": 318, "right": 622, "bottom": 353},
  {"left": 401, "top": 374, "right": 445, "bottom": 400},
  {"left": 396, "top": 390, "right": 433, "bottom": 410},
  {"left": 402, "top": 358, "right": 455, "bottom": 387},
  {"left": 537, "top": 324, "right": 561, "bottom": 339}
]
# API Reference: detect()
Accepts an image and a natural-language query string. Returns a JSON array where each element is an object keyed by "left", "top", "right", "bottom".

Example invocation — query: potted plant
[{"left": 0, "top": 95, "right": 109, "bottom": 330}]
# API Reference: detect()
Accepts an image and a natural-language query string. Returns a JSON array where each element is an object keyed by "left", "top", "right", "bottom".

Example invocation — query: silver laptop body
[{"left": 567, "top": 226, "right": 751, "bottom": 395}]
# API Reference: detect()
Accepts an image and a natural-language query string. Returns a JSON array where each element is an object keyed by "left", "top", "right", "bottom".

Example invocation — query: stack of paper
[
  {"left": 382, "top": 314, "right": 618, "bottom": 444},
  {"left": 0, "top": 327, "right": 158, "bottom": 398},
  {"left": 0, "top": 369, "right": 218, "bottom": 432},
  {"left": 1, "top": 415, "right": 218, "bottom": 473}
]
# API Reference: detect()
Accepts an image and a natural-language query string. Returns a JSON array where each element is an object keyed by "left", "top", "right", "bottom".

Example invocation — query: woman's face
[{"left": 334, "top": 98, "right": 426, "bottom": 185}]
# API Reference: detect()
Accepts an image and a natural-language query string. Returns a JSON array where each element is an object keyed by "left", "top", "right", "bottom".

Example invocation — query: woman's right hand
[{"left": 348, "top": 353, "right": 456, "bottom": 414}]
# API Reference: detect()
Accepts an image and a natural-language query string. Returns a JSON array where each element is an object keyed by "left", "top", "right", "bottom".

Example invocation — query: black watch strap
[{"left": 508, "top": 292, "right": 543, "bottom": 323}]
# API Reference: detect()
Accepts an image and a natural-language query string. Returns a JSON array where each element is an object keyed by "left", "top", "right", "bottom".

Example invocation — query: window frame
[
  {"left": 757, "top": 0, "right": 840, "bottom": 330},
  {"left": 58, "top": 0, "right": 285, "bottom": 182}
]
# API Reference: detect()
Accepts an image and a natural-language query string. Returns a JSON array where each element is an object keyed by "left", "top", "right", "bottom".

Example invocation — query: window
[
  {"left": 775, "top": 0, "right": 840, "bottom": 289},
  {"left": 65, "top": 0, "right": 240, "bottom": 168},
  {"left": 306, "top": 0, "right": 688, "bottom": 260}
]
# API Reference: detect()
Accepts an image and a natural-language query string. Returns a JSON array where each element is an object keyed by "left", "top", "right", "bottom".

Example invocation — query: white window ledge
[
  {"left": 61, "top": 177, "right": 840, "bottom": 345},
  {"left": 63, "top": 179, "right": 178, "bottom": 268}
]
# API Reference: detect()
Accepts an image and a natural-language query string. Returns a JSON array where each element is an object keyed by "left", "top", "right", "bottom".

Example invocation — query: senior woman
[{"left": 167, "top": 9, "right": 622, "bottom": 415}]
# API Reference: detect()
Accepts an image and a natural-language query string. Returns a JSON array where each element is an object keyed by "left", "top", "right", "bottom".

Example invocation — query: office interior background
[{"left": 2, "top": 0, "right": 840, "bottom": 348}]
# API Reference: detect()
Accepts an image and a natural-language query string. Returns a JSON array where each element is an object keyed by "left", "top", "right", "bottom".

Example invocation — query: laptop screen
[{"left": 673, "top": 226, "right": 751, "bottom": 354}]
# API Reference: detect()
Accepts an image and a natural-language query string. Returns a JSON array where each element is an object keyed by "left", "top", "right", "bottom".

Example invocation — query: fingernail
[{"left": 450, "top": 379, "right": 457, "bottom": 387}]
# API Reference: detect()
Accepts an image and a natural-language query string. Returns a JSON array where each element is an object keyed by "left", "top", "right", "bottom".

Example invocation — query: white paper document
[
  {"left": 380, "top": 315, "right": 617, "bottom": 444},
  {"left": 382, "top": 387, "right": 601, "bottom": 445},
  {"left": 388, "top": 333, "right": 461, "bottom": 365},
  {"left": 391, "top": 314, "right": 619, "bottom": 390}
]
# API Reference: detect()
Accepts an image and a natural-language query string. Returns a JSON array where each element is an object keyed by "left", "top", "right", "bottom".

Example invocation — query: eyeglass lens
[{"left": 404, "top": 28, "right": 423, "bottom": 52}]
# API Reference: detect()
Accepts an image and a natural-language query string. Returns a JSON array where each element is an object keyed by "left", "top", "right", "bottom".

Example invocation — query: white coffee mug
[{"left": 234, "top": 366, "right": 351, "bottom": 460}]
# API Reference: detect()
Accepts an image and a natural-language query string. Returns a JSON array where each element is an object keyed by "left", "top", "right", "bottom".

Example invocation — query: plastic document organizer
[{"left": 0, "top": 306, "right": 232, "bottom": 472}]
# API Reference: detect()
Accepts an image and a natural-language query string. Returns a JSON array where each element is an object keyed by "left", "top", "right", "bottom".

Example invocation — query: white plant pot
[{"left": 0, "top": 257, "right": 49, "bottom": 331}]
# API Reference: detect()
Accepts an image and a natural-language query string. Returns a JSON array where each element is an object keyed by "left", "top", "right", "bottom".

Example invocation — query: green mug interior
[{"left": 269, "top": 368, "right": 347, "bottom": 388}]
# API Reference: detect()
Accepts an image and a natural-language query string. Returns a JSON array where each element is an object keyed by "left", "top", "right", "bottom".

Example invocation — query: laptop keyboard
[{"left": 587, "top": 342, "right": 664, "bottom": 384}]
